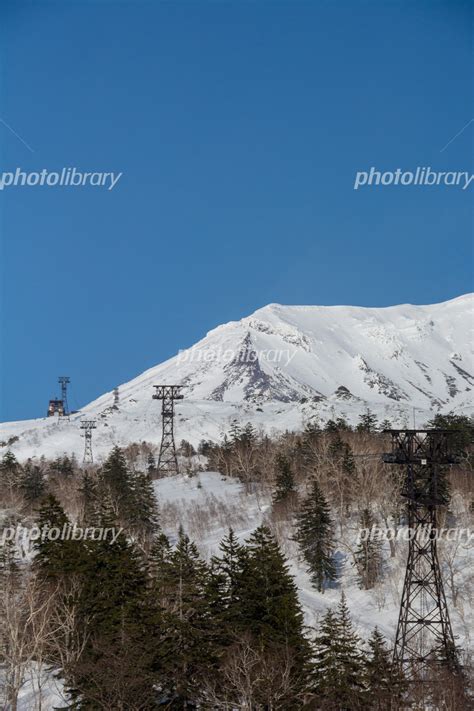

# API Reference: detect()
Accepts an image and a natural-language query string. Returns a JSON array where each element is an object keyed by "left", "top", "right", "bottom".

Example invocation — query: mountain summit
[{"left": 1, "top": 294, "right": 472, "bottom": 460}]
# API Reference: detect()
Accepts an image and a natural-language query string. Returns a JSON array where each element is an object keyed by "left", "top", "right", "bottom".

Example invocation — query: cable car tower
[
  {"left": 383, "top": 430, "right": 459, "bottom": 679},
  {"left": 152, "top": 385, "right": 183, "bottom": 477},
  {"left": 80, "top": 420, "right": 97, "bottom": 464},
  {"left": 58, "top": 376, "right": 70, "bottom": 416}
]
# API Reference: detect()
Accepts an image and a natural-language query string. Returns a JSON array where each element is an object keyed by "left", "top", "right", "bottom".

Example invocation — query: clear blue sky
[{"left": 0, "top": 1, "right": 472, "bottom": 421}]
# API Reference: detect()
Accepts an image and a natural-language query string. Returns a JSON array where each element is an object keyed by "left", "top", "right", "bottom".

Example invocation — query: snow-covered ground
[
  {"left": 154, "top": 472, "right": 474, "bottom": 653},
  {"left": 1, "top": 294, "right": 473, "bottom": 462},
  {"left": 7, "top": 470, "right": 473, "bottom": 710}
]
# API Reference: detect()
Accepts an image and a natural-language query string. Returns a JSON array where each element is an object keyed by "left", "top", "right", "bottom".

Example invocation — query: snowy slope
[
  {"left": 1, "top": 294, "right": 473, "bottom": 461},
  {"left": 155, "top": 472, "right": 474, "bottom": 659}
]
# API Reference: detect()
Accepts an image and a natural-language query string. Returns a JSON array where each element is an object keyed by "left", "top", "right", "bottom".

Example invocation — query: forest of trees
[{"left": 0, "top": 411, "right": 473, "bottom": 709}]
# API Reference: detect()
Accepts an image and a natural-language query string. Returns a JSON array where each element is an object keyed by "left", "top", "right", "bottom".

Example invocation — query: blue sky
[{"left": 0, "top": 0, "right": 472, "bottom": 421}]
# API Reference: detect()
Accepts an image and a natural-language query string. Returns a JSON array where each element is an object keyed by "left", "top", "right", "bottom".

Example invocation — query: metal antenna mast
[
  {"left": 58, "top": 376, "right": 70, "bottom": 416},
  {"left": 383, "top": 429, "right": 458, "bottom": 678},
  {"left": 152, "top": 385, "right": 184, "bottom": 477},
  {"left": 80, "top": 420, "right": 97, "bottom": 464}
]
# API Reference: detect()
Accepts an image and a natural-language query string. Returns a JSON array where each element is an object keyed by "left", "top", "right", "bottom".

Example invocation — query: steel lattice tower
[
  {"left": 383, "top": 430, "right": 459, "bottom": 678},
  {"left": 58, "top": 376, "right": 70, "bottom": 416},
  {"left": 152, "top": 385, "right": 183, "bottom": 477},
  {"left": 80, "top": 420, "right": 97, "bottom": 464}
]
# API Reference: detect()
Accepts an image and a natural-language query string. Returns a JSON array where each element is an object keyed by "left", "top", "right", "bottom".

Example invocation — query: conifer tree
[
  {"left": 272, "top": 453, "right": 296, "bottom": 503},
  {"left": 357, "top": 408, "right": 378, "bottom": 433},
  {"left": 99, "top": 446, "right": 137, "bottom": 528},
  {"left": 211, "top": 528, "right": 248, "bottom": 635},
  {"left": 328, "top": 432, "right": 344, "bottom": 459},
  {"left": 34, "top": 494, "right": 86, "bottom": 580},
  {"left": 0, "top": 450, "right": 21, "bottom": 489},
  {"left": 365, "top": 627, "right": 402, "bottom": 709},
  {"left": 130, "top": 470, "right": 160, "bottom": 541},
  {"left": 21, "top": 463, "right": 46, "bottom": 502},
  {"left": 294, "top": 478, "right": 336, "bottom": 592},
  {"left": 157, "top": 526, "right": 217, "bottom": 705},
  {"left": 78, "top": 470, "right": 99, "bottom": 525},
  {"left": 240, "top": 526, "right": 311, "bottom": 668},
  {"left": 325, "top": 419, "right": 339, "bottom": 433},
  {"left": 69, "top": 529, "right": 157, "bottom": 709},
  {"left": 354, "top": 508, "right": 383, "bottom": 589},
  {"left": 313, "top": 593, "right": 366, "bottom": 708}
]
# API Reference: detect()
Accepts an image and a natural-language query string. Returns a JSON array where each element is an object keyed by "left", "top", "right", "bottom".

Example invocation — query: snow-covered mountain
[{"left": 1, "top": 294, "right": 473, "bottom": 460}]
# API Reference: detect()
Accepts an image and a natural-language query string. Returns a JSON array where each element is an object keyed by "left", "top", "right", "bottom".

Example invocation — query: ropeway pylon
[
  {"left": 383, "top": 429, "right": 459, "bottom": 679},
  {"left": 152, "top": 385, "right": 183, "bottom": 477},
  {"left": 80, "top": 420, "right": 97, "bottom": 464}
]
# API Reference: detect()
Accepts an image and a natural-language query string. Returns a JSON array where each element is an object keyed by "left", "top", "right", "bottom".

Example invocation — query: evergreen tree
[
  {"left": 50, "top": 455, "right": 74, "bottom": 478},
  {"left": 354, "top": 508, "right": 383, "bottom": 589},
  {"left": 313, "top": 593, "right": 366, "bottom": 708},
  {"left": 365, "top": 627, "right": 402, "bottom": 709},
  {"left": 328, "top": 432, "right": 344, "bottom": 459},
  {"left": 78, "top": 470, "right": 99, "bottom": 525},
  {"left": 156, "top": 526, "right": 217, "bottom": 705},
  {"left": 294, "top": 478, "right": 336, "bottom": 592},
  {"left": 21, "top": 463, "right": 46, "bottom": 502},
  {"left": 34, "top": 495, "right": 89, "bottom": 581},
  {"left": 99, "top": 446, "right": 136, "bottom": 526},
  {"left": 272, "top": 453, "right": 296, "bottom": 503},
  {"left": 130, "top": 470, "right": 160, "bottom": 541},
  {"left": 426, "top": 412, "right": 473, "bottom": 454},
  {"left": 357, "top": 409, "right": 378, "bottom": 433},
  {"left": 69, "top": 529, "right": 157, "bottom": 709},
  {"left": 336, "top": 416, "right": 351, "bottom": 431},
  {"left": 0, "top": 450, "right": 21, "bottom": 489},
  {"left": 240, "top": 526, "right": 311, "bottom": 663},
  {"left": 325, "top": 419, "right": 339, "bottom": 433},
  {"left": 211, "top": 528, "right": 248, "bottom": 635}
]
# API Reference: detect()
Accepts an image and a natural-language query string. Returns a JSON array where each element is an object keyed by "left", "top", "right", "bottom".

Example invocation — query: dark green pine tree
[
  {"left": 0, "top": 450, "right": 21, "bottom": 489},
  {"left": 50, "top": 455, "right": 74, "bottom": 478},
  {"left": 211, "top": 527, "right": 248, "bottom": 635},
  {"left": 99, "top": 446, "right": 136, "bottom": 525},
  {"left": 272, "top": 453, "right": 296, "bottom": 503},
  {"left": 157, "top": 526, "right": 217, "bottom": 706},
  {"left": 240, "top": 525, "right": 311, "bottom": 673},
  {"left": 21, "top": 463, "right": 46, "bottom": 502},
  {"left": 69, "top": 529, "right": 157, "bottom": 710},
  {"left": 129, "top": 470, "right": 160, "bottom": 541},
  {"left": 325, "top": 419, "right": 339, "bottom": 433},
  {"left": 311, "top": 608, "right": 341, "bottom": 698},
  {"left": 294, "top": 478, "right": 336, "bottom": 592},
  {"left": 356, "top": 408, "right": 378, "bottom": 433},
  {"left": 365, "top": 627, "right": 403, "bottom": 709},
  {"left": 148, "top": 531, "right": 172, "bottom": 584},
  {"left": 354, "top": 508, "right": 383, "bottom": 589},
  {"left": 34, "top": 495, "right": 88, "bottom": 580},
  {"left": 78, "top": 470, "right": 99, "bottom": 525},
  {"left": 328, "top": 432, "right": 344, "bottom": 459},
  {"left": 313, "top": 593, "right": 366, "bottom": 709}
]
